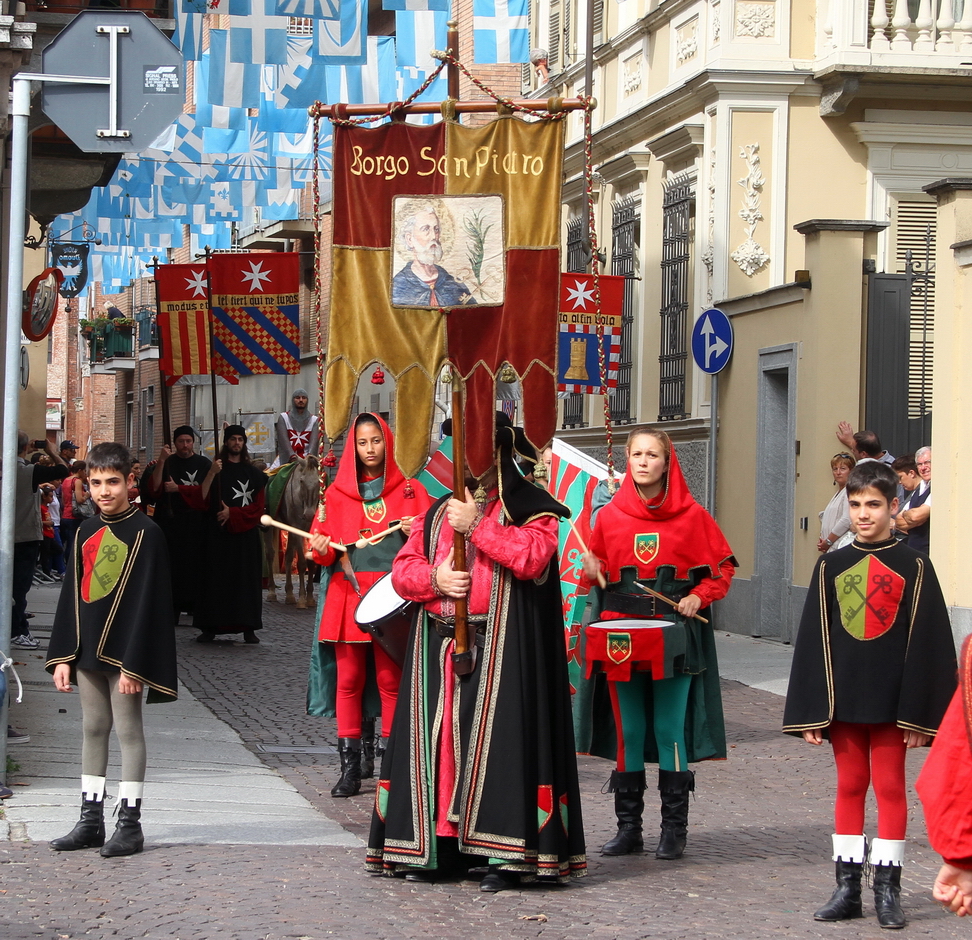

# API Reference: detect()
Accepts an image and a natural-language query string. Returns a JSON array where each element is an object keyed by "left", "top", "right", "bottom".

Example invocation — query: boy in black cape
[
  {"left": 46, "top": 442, "right": 178, "bottom": 857},
  {"left": 783, "top": 461, "right": 956, "bottom": 928}
]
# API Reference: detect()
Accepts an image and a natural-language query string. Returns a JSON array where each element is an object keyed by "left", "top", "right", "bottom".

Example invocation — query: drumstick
[
  {"left": 260, "top": 514, "right": 348, "bottom": 552},
  {"left": 568, "top": 518, "right": 607, "bottom": 589},
  {"left": 634, "top": 581, "right": 709, "bottom": 623},
  {"left": 354, "top": 521, "right": 403, "bottom": 549}
]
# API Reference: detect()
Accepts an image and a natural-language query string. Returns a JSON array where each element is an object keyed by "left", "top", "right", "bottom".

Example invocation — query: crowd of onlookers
[{"left": 819, "top": 422, "right": 931, "bottom": 557}]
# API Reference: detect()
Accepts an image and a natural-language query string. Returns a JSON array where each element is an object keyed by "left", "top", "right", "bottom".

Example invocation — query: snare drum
[
  {"left": 353, "top": 571, "right": 415, "bottom": 668},
  {"left": 585, "top": 619, "right": 685, "bottom": 682}
]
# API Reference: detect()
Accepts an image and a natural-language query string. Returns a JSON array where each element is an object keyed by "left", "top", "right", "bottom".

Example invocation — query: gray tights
[{"left": 77, "top": 669, "right": 146, "bottom": 782}]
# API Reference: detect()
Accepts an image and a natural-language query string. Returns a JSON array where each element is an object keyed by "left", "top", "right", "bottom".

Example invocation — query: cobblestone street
[{"left": 2, "top": 592, "right": 966, "bottom": 939}]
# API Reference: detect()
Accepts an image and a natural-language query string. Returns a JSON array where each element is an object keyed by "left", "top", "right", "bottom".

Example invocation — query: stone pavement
[{"left": 1, "top": 582, "right": 966, "bottom": 939}]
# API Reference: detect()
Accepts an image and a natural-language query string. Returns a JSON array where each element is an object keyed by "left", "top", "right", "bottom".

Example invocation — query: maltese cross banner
[
  {"left": 155, "top": 263, "right": 238, "bottom": 382},
  {"left": 209, "top": 252, "right": 301, "bottom": 375}
]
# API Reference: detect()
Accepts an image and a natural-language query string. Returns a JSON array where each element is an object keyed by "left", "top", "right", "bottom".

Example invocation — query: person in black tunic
[
  {"left": 188, "top": 425, "right": 267, "bottom": 643},
  {"left": 46, "top": 442, "right": 177, "bottom": 858},
  {"left": 783, "top": 461, "right": 956, "bottom": 928},
  {"left": 141, "top": 425, "right": 211, "bottom": 621}
]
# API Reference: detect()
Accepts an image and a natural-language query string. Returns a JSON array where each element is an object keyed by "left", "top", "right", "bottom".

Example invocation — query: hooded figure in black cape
[{"left": 366, "top": 414, "right": 587, "bottom": 891}]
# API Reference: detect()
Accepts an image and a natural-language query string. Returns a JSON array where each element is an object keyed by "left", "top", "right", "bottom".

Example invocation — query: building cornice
[{"left": 793, "top": 219, "right": 889, "bottom": 234}]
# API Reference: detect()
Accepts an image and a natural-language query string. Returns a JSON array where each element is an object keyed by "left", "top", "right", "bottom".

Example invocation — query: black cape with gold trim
[
  {"left": 366, "top": 497, "right": 587, "bottom": 882},
  {"left": 47, "top": 505, "right": 178, "bottom": 704},
  {"left": 783, "top": 538, "right": 956, "bottom": 737}
]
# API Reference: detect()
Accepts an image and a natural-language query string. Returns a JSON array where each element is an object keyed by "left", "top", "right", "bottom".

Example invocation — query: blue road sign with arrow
[{"left": 691, "top": 308, "right": 733, "bottom": 375}]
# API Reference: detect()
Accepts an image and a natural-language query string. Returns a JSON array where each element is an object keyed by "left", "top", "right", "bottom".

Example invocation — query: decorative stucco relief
[
  {"left": 701, "top": 148, "right": 716, "bottom": 303},
  {"left": 730, "top": 143, "right": 770, "bottom": 277},
  {"left": 735, "top": 1, "right": 775, "bottom": 39},
  {"left": 623, "top": 52, "right": 643, "bottom": 95},
  {"left": 676, "top": 17, "right": 699, "bottom": 65},
  {"left": 711, "top": 0, "right": 721, "bottom": 43}
]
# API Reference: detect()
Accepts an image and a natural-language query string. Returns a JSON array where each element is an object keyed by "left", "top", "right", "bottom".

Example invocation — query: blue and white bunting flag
[
  {"left": 383, "top": 0, "right": 449, "bottom": 9},
  {"left": 273, "top": 36, "right": 329, "bottom": 110},
  {"left": 314, "top": 0, "right": 367, "bottom": 64},
  {"left": 325, "top": 35, "right": 396, "bottom": 105},
  {"left": 207, "top": 30, "right": 262, "bottom": 108},
  {"left": 174, "top": 7, "right": 204, "bottom": 60},
  {"left": 229, "top": 0, "right": 290, "bottom": 65},
  {"left": 273, "top": 0, "right": 339, "bottom": 16},
  {"left": 394, "top": 9, "right": 448, "bottom": 67},
  {"left": 473, "top": 0, "right": 529, "bottom": 63}
]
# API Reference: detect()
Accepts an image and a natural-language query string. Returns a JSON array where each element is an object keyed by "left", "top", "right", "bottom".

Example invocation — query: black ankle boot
[
  {"left": 601, "top": 770, "right": 646, "bottom": 856},
  {"left": 814, "top": 860, "right": 864, "bottom": 921},
  {"left": 360, "top": 718, "right": 376, "bottom": 779},
  {"left": 655, "top": 769, "right": 695, "bottom": 860},
  {"left": 50, "top": 799, "right": 106, "bottom": 851},
  {"left": 873, "top": 864, "right": 905, "bottom": 929},
  {"left": 331, "top": 738, "right": 362, "bottom": 797},
  {"left": 100, "top": 799, "right": 144, "bottom": 858}
]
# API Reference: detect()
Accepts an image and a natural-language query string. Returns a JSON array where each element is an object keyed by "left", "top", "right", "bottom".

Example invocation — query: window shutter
[
  {"left": 890, "top": 196, "right": 936, "bottom": 421},
  {"left": 548, "top": 3, "right": 561, "bottom": 69}
]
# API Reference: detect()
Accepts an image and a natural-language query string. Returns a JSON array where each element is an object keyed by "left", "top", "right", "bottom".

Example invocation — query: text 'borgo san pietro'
[{"left": 349, "top": 145, "right": 547, "bottom": 180}]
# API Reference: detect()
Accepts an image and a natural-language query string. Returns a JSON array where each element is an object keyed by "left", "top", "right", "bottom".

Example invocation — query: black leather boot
[
  {"left": 50, "top": 799, "right": 106, "bottom": 851},
  {"left": 601, "top": 770, "right": 646, "bottom": 856},
  {"left": 100, "top": 784, "right": 144, "bottom": 858},
  {"left": 873, "top": 864, "right": 905, "bottom": 929},
  {"left": 655, "top": 769, "right": 695, "bottom": 860},
  {"left": 814, "top": 861, "right": 864, "bottom": 921},
  {"left": 331, "top": 738, "right": 362, "bottom": 797},
  {"left": 360, "top": 717, "right": 376, "bottom": 779}
]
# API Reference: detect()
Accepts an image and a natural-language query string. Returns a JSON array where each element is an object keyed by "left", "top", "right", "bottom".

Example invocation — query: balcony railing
[
  {"left": 821, "top": 0, "right": 972, "bottom": 62},
  {"left": 135, "top": 307, "right": 158, "bottom": 348},
  {"left": 83, "top": 317, "right": 134, "bottom": 364}
]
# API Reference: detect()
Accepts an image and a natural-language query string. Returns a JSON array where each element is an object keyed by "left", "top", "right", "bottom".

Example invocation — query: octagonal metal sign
[{"left": 42, "top": 10, "right": 184, "bottom": 154}]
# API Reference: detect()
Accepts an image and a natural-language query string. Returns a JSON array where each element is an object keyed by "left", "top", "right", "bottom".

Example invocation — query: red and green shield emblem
[
  {"left": 80, "top": 526, "right": 128, "bottom": 603},
  {"left": 607, "top": 632, "right": 632, "bottom": 664},
  {"left": 375, "top": 779, "right": 390, "bottom": 822},
  {"left": 634, "top": 533, "right": 659, "bottom": 565},
  {"left": 363, "top": 498, "right": 386, "bottom": 525},
  {"left": 837, "top": 555, "right": 905, "bottom": 640},
  {"left": 537, "top": 784, "right": 553, "bottom": 831}
]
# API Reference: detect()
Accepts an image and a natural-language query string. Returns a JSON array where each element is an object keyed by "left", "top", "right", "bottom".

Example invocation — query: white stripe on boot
[
  {"left": 832, "top": 833, "right": 867, "bottom": 864},
  {"left": 117, "top": 781, "right": 144, "bottom": 805},
  {"left": 80, "top": 775, "right": 106, "bottom": 803},
  {"left": 869, "top": 838, "right": 905, "bottom": 867}
]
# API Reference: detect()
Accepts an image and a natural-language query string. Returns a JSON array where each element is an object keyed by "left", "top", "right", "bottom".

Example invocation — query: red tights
[
  {"left": 830, "top": 720, "right": 908, "bottom": 839},
  {"left": 333, "top": 642, "right": 401, "bottom": 738}
]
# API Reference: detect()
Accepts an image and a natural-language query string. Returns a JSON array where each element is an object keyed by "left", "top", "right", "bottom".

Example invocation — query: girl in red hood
[
  {"left": 582, "top": 426, "right": 735, "bottom": 862},
  {"left": 308, "top": 413, "right": 431, "bottom": 798}
]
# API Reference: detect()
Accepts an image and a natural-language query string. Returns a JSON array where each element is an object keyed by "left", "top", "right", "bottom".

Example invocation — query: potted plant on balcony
[
  {"left": 113, "top": 317, "right": 135, "bottom": 333},
  {"left": 79, "top": 319, "right": 94, "bottom": 336}
]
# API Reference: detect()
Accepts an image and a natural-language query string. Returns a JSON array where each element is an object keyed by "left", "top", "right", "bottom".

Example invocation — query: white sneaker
[{"left": 11, "top": 633, "right": 39, "bottom": 649}]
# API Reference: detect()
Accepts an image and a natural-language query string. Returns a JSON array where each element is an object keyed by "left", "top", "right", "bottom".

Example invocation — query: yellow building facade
[{"left": 525, "top": 1, "right": 972, "bottom": 641}]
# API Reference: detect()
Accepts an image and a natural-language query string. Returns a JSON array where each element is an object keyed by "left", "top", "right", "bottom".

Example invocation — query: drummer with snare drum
[
  {"left": 307, "top": 413, "right": 431, "bottom": 799},
  {"left": 581, "top": 426, "right": 736, "bottom": 862}
]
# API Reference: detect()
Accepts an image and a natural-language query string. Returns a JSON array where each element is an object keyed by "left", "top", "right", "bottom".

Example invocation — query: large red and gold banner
[{"left": 325, "top": 117, "right": 565, "bottom": 478}]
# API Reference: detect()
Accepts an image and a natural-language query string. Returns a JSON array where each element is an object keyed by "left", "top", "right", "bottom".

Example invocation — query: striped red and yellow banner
[{"left": 155, "top": 264, "right": 219, "bottom": 379}]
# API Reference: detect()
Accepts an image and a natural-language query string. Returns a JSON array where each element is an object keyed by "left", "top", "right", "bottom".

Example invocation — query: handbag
[{"left": 72, "top": 484, "right": 96, "bottom": 518}]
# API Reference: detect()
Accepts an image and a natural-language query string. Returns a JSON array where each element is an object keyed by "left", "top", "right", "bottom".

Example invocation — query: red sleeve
[
  {"left": 181, "top": 485, "right": 209, "bottom": 512},
  {"left": 918, "top": 689, "right": 972, "bottom": 868},
  {"left": 390, "top": 508, "right": 435, "bottom": 603},
  {"left": 225, "top": 490, "right": 265, "bottom": 533},
  {"left": 468, "top": 512, "right": 559, "bottom": 580},
  {"left": 689, "top": 558, "right": 735, "bottom": 607},
  {"left": 309, "top": 515, "right": 337, "bottom": 567}
]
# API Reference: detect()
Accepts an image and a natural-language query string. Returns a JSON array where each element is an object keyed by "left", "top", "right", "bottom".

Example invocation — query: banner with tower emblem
[{"left": 557, "top": 273, "right": 626, "bottom": 394}]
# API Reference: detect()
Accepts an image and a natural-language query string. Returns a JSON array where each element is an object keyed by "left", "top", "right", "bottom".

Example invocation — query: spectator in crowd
[
  {"left": 10, "top": 433, "right": 69, "bottom": 649},
  {"left": 896, "top": 446, "right": 931, "bottom": 554},
  {"left": 818, "top": 453, "right": 855, "bottom": 553},
  {"left": 58, "top": 440, "right": 78, "bottom": 466}
]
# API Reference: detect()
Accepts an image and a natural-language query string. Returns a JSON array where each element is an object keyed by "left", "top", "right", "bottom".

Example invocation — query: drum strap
[{"left": 602, "top": 592, "right": 663, "bottom": 618}]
